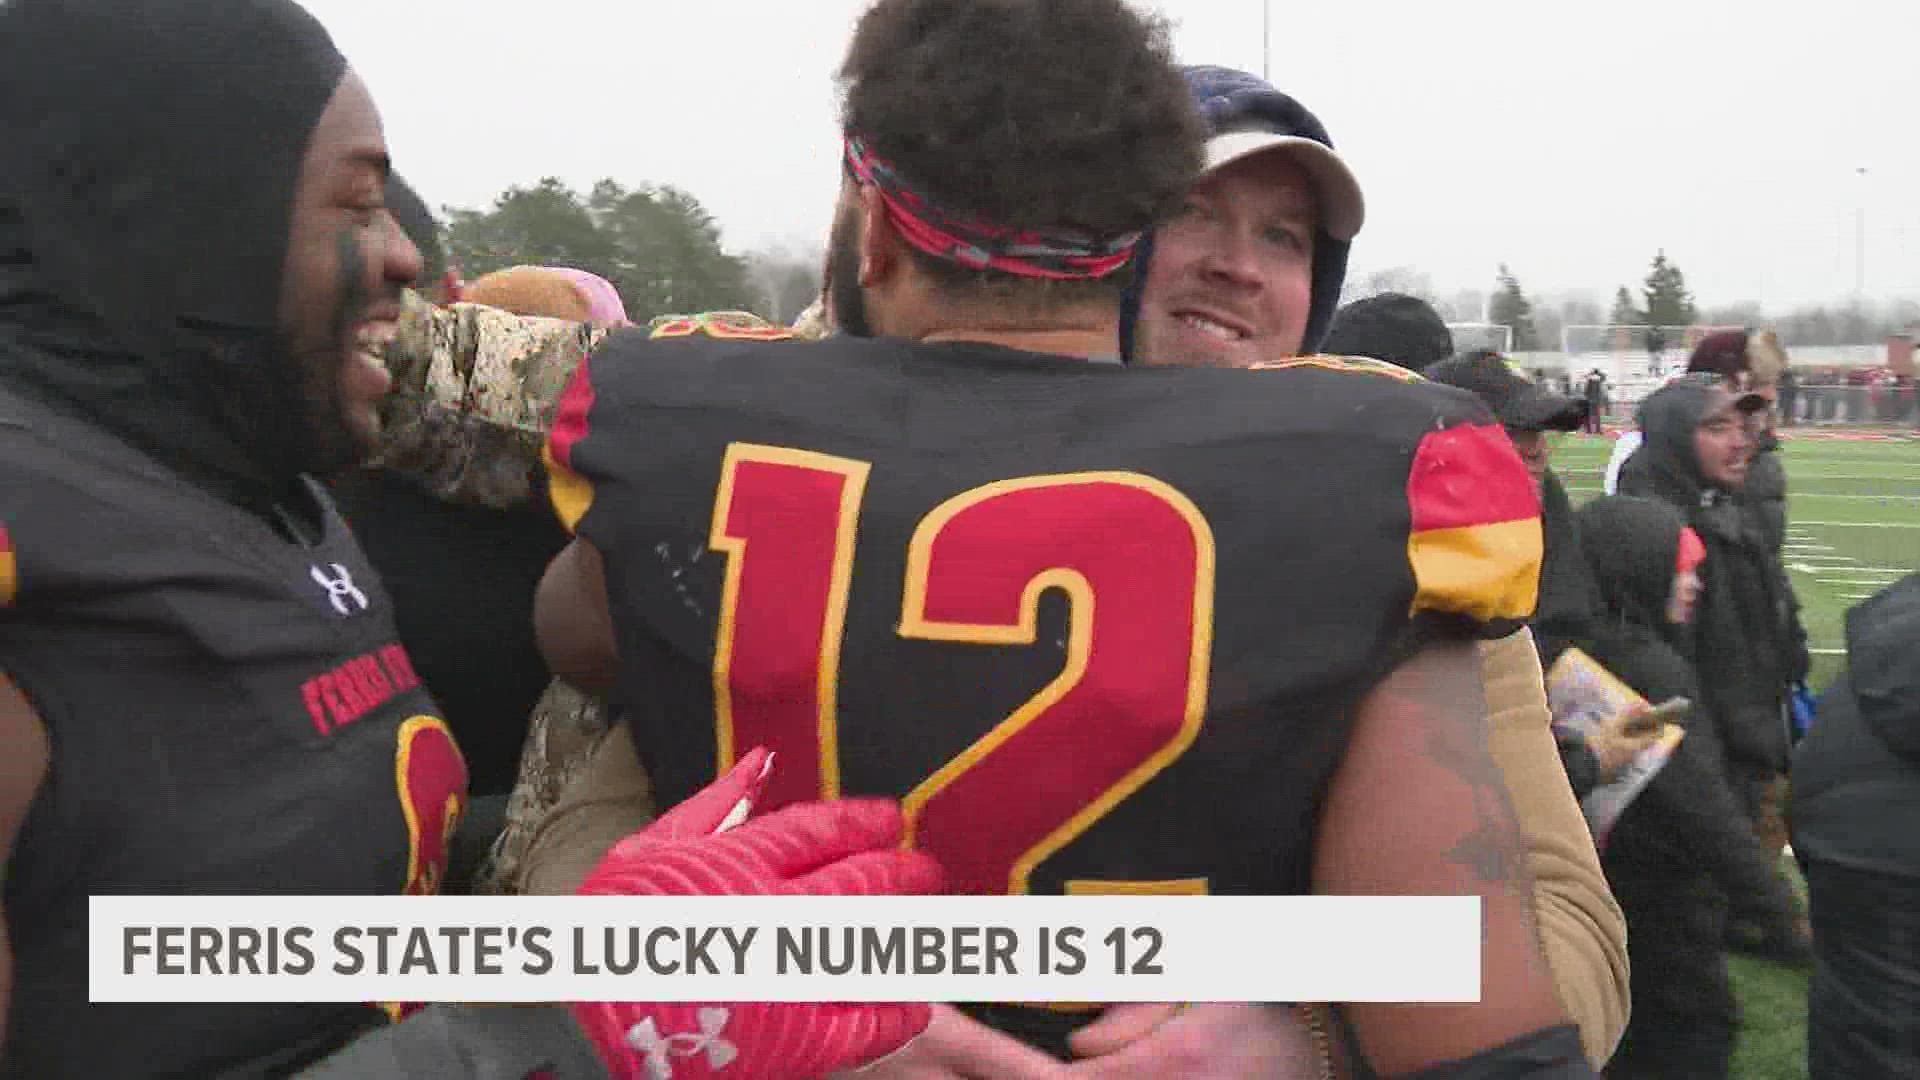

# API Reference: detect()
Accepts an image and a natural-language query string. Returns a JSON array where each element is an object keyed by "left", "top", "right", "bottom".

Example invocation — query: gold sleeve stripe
[{"left": 1407, "top": 517, "right": 1543, "bottom": 623}]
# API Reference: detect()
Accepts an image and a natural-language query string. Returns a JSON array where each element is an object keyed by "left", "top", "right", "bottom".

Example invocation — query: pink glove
[{"left": 572, "top": 748, "right": 944, "bottom": 1079}]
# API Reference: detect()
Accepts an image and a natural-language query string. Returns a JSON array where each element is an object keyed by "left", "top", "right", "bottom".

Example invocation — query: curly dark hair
[{"left": 837, "top": 0, "right": 1202, "bottom": 307}]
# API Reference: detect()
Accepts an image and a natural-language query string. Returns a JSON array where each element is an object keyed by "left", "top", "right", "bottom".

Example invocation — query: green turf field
[{"left": 1547, "top": 430, "right": 1918, "bottom": 1078}]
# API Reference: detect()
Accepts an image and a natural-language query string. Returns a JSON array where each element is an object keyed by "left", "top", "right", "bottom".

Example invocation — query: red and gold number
[
  {"left": 710, "top": 445, "right": 869, "bottom": 811},
  {"left": 711, "top": 445, "right": 1217, "bottom": 895},
  {"left": 900, "top": 476, "right": 1214, "bottom": 895},
  {"left": 378, "top": 716, "right": 468, "bottom": 1022},
  {"left": 395, "top": 715, "right": 469, "bottom": 896}
]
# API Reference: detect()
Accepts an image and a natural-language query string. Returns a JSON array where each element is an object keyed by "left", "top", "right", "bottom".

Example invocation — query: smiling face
[
  {"left": 277, "top": 71, "right": 422, "bottom": 464},
  {"left": 1133, "top": 150, "right": 1317, "bottom": 369},
  {"left": 1692, "top": 389, "right": 1754, "bottom": 490}
]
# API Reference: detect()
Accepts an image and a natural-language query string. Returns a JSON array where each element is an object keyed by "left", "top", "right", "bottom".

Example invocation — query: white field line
[{"left": 1560, "top": 488, "right": 1913, "bottom": 501}]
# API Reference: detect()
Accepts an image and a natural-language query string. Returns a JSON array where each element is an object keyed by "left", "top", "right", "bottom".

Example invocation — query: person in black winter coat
[
  {"left": 1574, "top": 496, "right": 1807, "bottom": 1080},
  {"left": 1678, "top": 329, "right": 1809, "bottom": 677},
  {"left": 1666, "top": 331, "right": 1811, "bottom": 951},
  {"left": 1790, "top": 573, "right": 1920, "bottom": 1079},
  {"left": 1615, "top": 380, "right": 1799, "bottom": 829}
]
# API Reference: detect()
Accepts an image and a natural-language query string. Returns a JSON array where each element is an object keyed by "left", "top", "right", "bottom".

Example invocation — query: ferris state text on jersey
[
  {"left": 0, "top": 385, "right": 471, "bottom": 1077},
  {"left": 541, "top": 331, "right": 1543, "bottom": 902}
]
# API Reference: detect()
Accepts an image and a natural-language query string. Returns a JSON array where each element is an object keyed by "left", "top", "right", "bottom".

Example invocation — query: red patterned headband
[{"left": 842, "top": 135, "right": 1138, "bottom": 281}]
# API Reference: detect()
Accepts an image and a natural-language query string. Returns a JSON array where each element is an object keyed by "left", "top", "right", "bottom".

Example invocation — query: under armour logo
[
  {"left": 626, "top": 1008, "right": 738, "bottom": 1079},
  {"left": 310, "top": 563, "right": 370, "bottom": 616}
]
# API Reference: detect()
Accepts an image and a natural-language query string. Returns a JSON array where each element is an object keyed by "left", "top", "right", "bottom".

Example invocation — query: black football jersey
[
  {"left": 0, "top": 387, "right": 467, "bottom": 1078},
  {"left": 544, "top": 330, "right": 1541, "bottom": 1051}
]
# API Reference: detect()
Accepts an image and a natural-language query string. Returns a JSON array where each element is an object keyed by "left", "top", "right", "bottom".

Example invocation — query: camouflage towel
[
  {"left": 374, "top": 297, "right": 814, "bottom": 894},
  {"left": 470, "top": 681, "right": 618, "bottom": 896},
  {"left": 369, "top": 292, "right": 620, "bottom": 510}
]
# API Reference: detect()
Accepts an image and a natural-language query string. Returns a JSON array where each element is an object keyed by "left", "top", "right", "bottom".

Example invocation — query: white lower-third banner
[{"left": 91, "top": 895, "right": 1480, "bottom": 1004}]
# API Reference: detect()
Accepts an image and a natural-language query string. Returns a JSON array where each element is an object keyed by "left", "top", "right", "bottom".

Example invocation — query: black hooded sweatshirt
[
  {"left": 1572, "top": 497, "right": 1799, "bottom": 924},
  {"left": 1617, "top": 382, "right": 1798, "bottom": 771},
  {"left": 0, "top": 0, "right": 352, "bottom": 527},
  {"left": 1530, "top": 469, "right": 1600, "bottom": 667},
  {"left": 1790, "top": 574, "right": 1920, "bottom": 1079}
]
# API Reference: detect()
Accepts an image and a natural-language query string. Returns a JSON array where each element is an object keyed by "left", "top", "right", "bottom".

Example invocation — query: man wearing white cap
[
  {"left": 1120, "top": 66, "right": 1632, "bottom": 1071},
  {"left": 1122, "top": 66, "right": 1362, "bottom": 365}
]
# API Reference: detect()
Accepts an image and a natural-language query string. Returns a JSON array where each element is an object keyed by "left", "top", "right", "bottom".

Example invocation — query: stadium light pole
[
  {"left": 1854, "top": 166, "right": 1868, "bottom": 305},
  {"left": 1261, "top": 0, "right": 1270, "bottom": 79}
]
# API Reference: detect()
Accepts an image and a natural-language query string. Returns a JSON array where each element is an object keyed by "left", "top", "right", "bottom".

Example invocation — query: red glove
[{"left": 572, "top": 748, "right": 944, "bottom": 1080}]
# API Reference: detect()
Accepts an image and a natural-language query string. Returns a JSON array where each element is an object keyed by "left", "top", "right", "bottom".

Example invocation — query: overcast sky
[{"left": 310, "top": 0, "right": 1917, "bottom": 312}]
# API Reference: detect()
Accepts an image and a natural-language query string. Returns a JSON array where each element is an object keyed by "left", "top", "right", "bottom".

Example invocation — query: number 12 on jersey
[{"left": 709, "top": 442, "right": 1217, "bottom": 896}]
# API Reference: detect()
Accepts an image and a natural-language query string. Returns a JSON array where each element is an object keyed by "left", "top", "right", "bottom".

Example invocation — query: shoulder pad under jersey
[
  {"left": 646, "top": 310, "right": 796, "bottom": 341},
  {"left": 1248, "top": 357, "right": 1542, "bottom": 633},
  {"left": 1248, "top": 352, "right": 1428, "bottom": 382}
]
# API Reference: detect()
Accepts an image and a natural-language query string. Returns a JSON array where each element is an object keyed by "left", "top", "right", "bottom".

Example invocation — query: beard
[
  {"left": 285, "top": 328, "right": 367, "bottom": 477},
  {"left": 290, "top": 228, "right": 386, "bottom": 477},
  {"left": 827, "top": 207, "right": 873, "bottom": 339}
]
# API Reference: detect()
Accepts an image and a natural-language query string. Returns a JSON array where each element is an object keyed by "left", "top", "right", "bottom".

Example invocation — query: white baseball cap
[{"left": 1203, "top": 119, "right": 1366, "bottom": 243}]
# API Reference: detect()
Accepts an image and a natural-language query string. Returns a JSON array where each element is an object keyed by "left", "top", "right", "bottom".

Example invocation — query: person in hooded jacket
[
  {"left": 1573, "top": 496, "right": 1806, "bottom": 1079},
  {"left": 1420, "top": 352, "right": 1642, "bottom": 811},
  {"left": 1613, "top": 377, "right": 1810, "bottom": 958},
  {"left": 1317, "top": 292, "right": 1457, "bottom": 375},
  {"left": 1627, "top": 333, "right": 1810, "bottom": 951},
  {"left": 1789, "top": 572, "right": 1920, "bottom": 1079},
  {"left": 1422, "top": 350, "right": 1601, "bottom": 669},
  {"left": 0, "top": 2, "right": 948, "bottom": 1077},
  {"left": 1677, "top": 332, "right": 1808, "bottom": 664}
]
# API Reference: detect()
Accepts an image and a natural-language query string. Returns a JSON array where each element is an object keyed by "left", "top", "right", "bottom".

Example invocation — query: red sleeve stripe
[
  {"left": 1407, "top": 424, "right": 1541, "bottom": 532},
  {"left": 547, "top": 354, "right": 596, "bottom": 474},
  {"left": 544, "top": 356, "right": 598, "bottom": 533}
]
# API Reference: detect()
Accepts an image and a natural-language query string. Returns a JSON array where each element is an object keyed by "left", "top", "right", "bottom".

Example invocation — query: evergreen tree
[
  {"left": 1610, "top": 285, "right": 1642, "bottom": 325},
  {"left": 1640, "top": 250, "right": 1698, "bottom": 327},
  {"left": 1488, "top": 264, "right": 1538, "bottom": 350}
]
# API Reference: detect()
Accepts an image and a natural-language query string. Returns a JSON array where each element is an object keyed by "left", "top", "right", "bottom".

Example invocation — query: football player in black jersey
[
  {"left": 533, "top": 0, "right": 1592, "bottom": 1077},
  {"left": 0, "top": 2, "right": 942, "bottom": 1077}
]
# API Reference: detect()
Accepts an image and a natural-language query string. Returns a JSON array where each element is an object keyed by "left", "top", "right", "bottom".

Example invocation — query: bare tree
[
  {"left": 1343, "top": 265, "right": 1436, "bottom": 304},
  {"left": 744, "top": 246, "right": 824, "bottom": 324},
  {"left": 1556, "top": 295, "right": 1605, "bottom": 327},
  {"left": 1443, "top": 288, "right": 1488, "bottom": 325},
  {"left": 1701, "top": 301, "right": 1764, "bottom": 328}
]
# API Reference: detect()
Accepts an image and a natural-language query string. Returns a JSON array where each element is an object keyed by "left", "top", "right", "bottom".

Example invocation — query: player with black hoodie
[{"left": 0, "top": 2, "right": 937, "bottom": 1076}]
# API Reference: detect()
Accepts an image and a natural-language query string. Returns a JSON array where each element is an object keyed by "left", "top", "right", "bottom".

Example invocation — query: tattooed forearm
[{"left": 1406, "top": 648, "right": 1529, "bottom": 895}]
